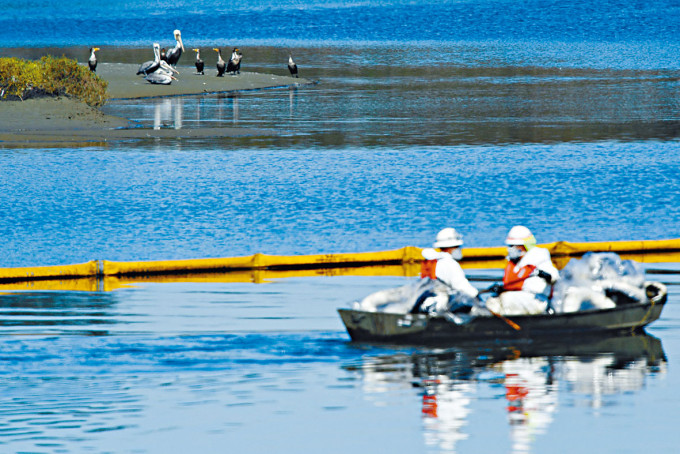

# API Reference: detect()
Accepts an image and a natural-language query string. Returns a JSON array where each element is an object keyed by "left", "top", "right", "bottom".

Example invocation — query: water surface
[{"left": 0, "top": 270, "right": 678, "bottom": 453}]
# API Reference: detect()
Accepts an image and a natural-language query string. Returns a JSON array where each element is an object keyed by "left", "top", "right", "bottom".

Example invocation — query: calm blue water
[
  {"left": 2, "top": 143, "right": 680, "bottom": 267},
  {"left": 2, "top": 0, "right": 679, "bottom": 50},
  {"left": 2, "top": 1, "right": 680, "bottom": 452},
  {"left": 1, "top": 273, "right": 679, "bottom": 453}
]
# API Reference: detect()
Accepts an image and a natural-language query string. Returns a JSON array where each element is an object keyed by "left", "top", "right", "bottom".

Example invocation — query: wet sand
[{"left": 0, "top": 63, "right": 312, "bottom": 147}]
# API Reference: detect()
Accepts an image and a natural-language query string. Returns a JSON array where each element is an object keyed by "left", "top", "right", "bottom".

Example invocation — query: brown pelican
[
  {"left": 287, "top": 53, "right": 298, "bottom": 78},
  {"left": 227, "top": 48, "right": 241, "bottom": 75},
  {"left": 214, "top": 48, "right": 226, "bottom": 77},
  {"left": 137, "top": 43, "right": 162, "bottom": 75},
  {"left": 145, "top": 60, "right": 179, "bottom": 85},
  {"left": 193, "top": 48, "right": 204, "bottom": 75},
  {"left": 88, "top": 47, "right": 100, "bottom": 72},
  {"left": 165, "top": 30, "right": 185, "bottom": 66}
]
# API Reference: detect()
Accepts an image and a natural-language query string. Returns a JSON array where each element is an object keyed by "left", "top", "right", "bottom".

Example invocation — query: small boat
[{"left": 338, "top": 281, "right": 667, "bottom": 343}]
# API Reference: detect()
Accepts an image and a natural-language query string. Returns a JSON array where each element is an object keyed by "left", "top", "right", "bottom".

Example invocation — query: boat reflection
[{"left": 346, "top": 333, "right": 666, "bottom": 453}]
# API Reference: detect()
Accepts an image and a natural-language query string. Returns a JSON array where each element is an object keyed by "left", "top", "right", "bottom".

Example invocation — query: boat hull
[{"left": 338, "top": 297, "right": 666, "bottom": 344}]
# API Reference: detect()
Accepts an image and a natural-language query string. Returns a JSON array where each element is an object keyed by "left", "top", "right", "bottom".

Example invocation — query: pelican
[
  {"left": 227, "top": 48, "right": 241, "bottom": 75},
  {"left": 287, "top": 53, "right": 298, "bottom": 78},
  {"left": 193, "top": 48, "right": 204, "bottom": 75},
  {"left": 214, "top": 48, "right": 226, "bottom": 77},
  {"left": 160, "top": 48, "right": 167, "bottom": 62},
  {"left": 145, "top": 60, "right": 179, "bottom": 85},
  {"left": 88, "top": 47, "right": 100, "bottom": 72},
  {"left": 165, "top": 29, "right": 185, "bottom": 66},
  {"left": 145, "top": 71, "right": 177, "bottom": 85},
  {"left": 137, "top": 43, "right": 162, "bottom": 75}
]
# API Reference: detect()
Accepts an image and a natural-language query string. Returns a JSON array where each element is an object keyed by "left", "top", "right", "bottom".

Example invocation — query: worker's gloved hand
[
  {"left": 486, "top": 283, "right": 504, "bottom": 295},
  {"left": 536, "top": 269, "right": 554, "bottom": 284}
]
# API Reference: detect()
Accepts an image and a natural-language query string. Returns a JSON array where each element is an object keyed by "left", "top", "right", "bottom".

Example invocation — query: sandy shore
[
  {"left": 0, "top": 63, "right": 312, "bottom": 147},
  {"left": 100, "top": 63, "right": 309, "bottom": 99}
]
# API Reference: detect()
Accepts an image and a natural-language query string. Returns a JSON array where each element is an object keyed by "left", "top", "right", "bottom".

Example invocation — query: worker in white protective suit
[
  {"left": 415, "top": 228, "right": 479, "bottom": 314},
  {"left": 485, "top": 226, "right": 559, "bottom": 315}
]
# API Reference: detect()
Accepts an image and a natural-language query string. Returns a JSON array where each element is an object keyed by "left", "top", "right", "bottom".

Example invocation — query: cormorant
[
  {"left": 136, "top": 43, "right": 162, "bottom": 76},
  {"left": 227, "top": 48, "right": 241, "bottom": 75},
  {"left": 288, "top": 53, "right": 298, "bottom": 78},
  {"left": 165, "top": 30, "right": 185, "bottom": 66},
  {"left": 214, "top": 48, "right": 226, "bottom": 77},
  {"left": 193, "top": 48, "right": 204, "bottom": 75},
  {"left": 88, "top": 47, "right": 99, "bottom": 72}
]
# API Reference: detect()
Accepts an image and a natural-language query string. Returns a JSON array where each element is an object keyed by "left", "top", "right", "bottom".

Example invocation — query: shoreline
[{"left": 0, "top": 63, "right": 312, "bottom": 148}]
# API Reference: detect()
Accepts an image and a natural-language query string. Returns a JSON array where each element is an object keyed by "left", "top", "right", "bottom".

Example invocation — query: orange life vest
[
  {"left": 421, "top": 259, "right": 437, "bottom": 279},
  {"left": 503, "top": 262, "right": 536, "bottom": 291}
]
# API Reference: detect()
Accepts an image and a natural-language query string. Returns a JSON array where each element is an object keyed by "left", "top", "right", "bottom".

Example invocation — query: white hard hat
[
  {"left": 505, "top": 225, "right": 536, "bottom": 248},
  {"left": 433, "top": 227, "right": 464, "bottom": 248}
]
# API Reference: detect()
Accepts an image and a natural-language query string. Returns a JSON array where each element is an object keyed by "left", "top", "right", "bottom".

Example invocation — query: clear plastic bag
[{"left": 552, "top": 252, "right": 646, "bottom": 313}]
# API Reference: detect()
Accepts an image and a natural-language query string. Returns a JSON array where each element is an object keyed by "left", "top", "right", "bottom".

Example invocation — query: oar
[
  {"left": 475, "top": 282, "right": 525, "bottom": 330},
  {"left": 485, "top": 305, "right": 521, "bottom": 331}
]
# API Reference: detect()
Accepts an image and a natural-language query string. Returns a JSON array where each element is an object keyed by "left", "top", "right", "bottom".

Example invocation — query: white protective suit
[
  {"left": 485, "top": 246, "right": 559, "bottom": 316},
  {"left": 419, "top": 248, "right": 479, "bottom": 314}
]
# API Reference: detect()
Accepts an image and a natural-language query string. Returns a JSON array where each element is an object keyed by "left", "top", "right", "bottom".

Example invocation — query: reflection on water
[
  {"left": 115, "top": 91, "right": 258, "bottom": 130},
  {"left": 289, "top": 87, "right": 297, "bottom": 119},
  {"left": 349, "top": 334, "right": 666, "bottom": 453},
  {"left": 153, "top": 98, "right": 184, "bottom": 130},
  {"left": 0, "top": 291, "right": 120, "bottom": 334},
  {"left": 103, "top": 45, "right": 680, "bottom": 148},
  {"left": 0, "top": 271, "right": 675, "bottom": 453}
]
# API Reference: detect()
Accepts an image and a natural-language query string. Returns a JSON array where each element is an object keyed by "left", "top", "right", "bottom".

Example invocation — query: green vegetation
[{"left": 0, "top": 56, "right": 108, "bottom": 107}]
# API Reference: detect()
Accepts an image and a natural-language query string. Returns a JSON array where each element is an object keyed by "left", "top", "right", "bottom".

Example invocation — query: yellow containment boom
[
  {"left": 0, "top": 238, "right": 679, "bottom": 284},
  {"left": 0, "top": 261, "right": 99, "bottom": 282}
]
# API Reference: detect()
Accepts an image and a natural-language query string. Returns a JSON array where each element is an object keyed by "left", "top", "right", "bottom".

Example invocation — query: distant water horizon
[{"left": 2, "top": 1, "right": 679, "bottom": 56}]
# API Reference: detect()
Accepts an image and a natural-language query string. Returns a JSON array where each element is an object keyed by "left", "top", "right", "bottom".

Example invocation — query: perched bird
[
  {"left": 235, "top": 50, "right": 242, "bottom": 74},
  {"left": 136, "top": 43, "right": 162, "bottom": 76},
  {"left": 145, "top": 60, "right": 179, "bottom": 85},
  {"left": 88, "top": 47, "right": 100, "bottom": 72},
  {"left": 226, "top": 48, "right": 241, "bottom": 75},
  {"left": 193, "top": 48, "right": 204, "bottom": 75},
  {"left": 165, "top": 29, "right": 185, "bottom": 66},
  {"left": 214, "top": 48, "right": 226, "bottom": 77},
  {"left": 287, "top": 53, "right": 298, "bottom": 78}
]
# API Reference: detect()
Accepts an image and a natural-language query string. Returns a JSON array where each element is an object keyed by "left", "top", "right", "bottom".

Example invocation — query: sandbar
[{"left": 0, "top": 63, "right": 312, "bottom": 147}]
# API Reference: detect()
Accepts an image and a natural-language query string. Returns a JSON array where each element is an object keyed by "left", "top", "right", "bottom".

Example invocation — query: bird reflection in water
[
  {"left": 216, "top": 93, "right": 240, "bottom": 124},
  {"left": 289, "top": 87, "right": 297, "bottom": 119},
  {"left": 231, "top": 95, "right": 239, "bottom": 124},
  {"left": 153, "top": 98, "right": 184, "bottom": 130},
  {"left": 347, "top": 333, "right": 666, "bottom": 453}
]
